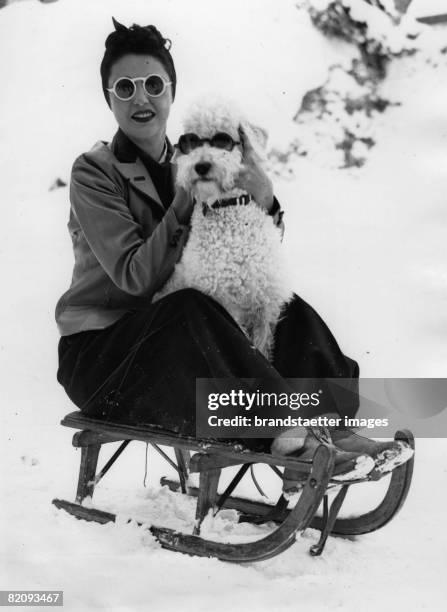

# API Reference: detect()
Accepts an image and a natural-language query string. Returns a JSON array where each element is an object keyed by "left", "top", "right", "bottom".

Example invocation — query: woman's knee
[
  {"left": 156, "top": 288, "right": 227, "bottom": 317},
  {"left": 128, "top": 289, "right": 212, "bottom": 324},
  {"left": 161, "top": 288, "right": 210, "bottom": 306},
  {"left": 150, "top": 288, "right": 244, "bottom": 338}
]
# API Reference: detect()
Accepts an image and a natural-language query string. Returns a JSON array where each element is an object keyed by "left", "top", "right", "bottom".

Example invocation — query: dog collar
[{"left": 202, "top": 193, "right": 253, "bottom": 215}]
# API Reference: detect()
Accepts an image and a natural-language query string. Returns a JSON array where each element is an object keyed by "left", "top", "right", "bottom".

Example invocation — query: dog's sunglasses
[
  {"left": 106, "top": 74, "right": 172, "bottom": 101},
  {"left": 175, "top": 132, "right": 241, "bottom": 154}
]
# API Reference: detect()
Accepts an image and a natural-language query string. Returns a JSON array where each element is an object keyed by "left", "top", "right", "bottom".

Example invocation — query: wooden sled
[{"left": 52, "top": 411, "right": 415, "bottom": 562}]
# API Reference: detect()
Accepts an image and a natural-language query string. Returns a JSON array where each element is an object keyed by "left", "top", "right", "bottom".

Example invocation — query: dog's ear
[
  {"left": 246, "top": 122, "right": 269, "bottom": 150},
  {"left": 240, "top": 121, "right": 268, "bottom": 162}
]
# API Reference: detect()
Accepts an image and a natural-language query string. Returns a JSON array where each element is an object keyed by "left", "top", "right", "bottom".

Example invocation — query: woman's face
[{"left": 108, "top": 53, "right": 173, "bottom": 149}]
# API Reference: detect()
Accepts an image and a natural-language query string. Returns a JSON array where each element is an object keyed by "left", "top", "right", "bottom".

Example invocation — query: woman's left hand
[{"left": 235, "top": 125, "right": 274, "bottom": 213}]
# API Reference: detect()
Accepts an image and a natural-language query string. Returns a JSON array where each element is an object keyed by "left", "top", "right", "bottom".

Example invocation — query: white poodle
[{"left": 154, "top": 99, "right": 293, "bottom": 359}]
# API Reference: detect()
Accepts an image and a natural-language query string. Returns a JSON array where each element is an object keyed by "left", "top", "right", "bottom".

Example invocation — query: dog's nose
[{"left": 195, "top": 162, "right": 211, "bottom": 176}]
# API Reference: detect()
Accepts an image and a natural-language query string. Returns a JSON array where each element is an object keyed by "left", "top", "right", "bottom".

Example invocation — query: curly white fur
[{"left": 154, "top": 98, "right": 294, "bottom": 359}]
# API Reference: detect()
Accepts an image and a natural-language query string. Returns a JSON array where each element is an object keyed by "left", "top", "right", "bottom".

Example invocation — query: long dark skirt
[{"left": 57, "top": 289, "right": 359, "bottom": 452}]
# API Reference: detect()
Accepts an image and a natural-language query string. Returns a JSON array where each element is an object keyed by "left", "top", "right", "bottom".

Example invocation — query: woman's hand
[{"left": 234, "top": 125, "right": 274, "bottom": 213}]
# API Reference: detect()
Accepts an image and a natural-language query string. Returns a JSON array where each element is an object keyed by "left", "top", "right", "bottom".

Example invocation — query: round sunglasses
[
  {"left": 106, "top": 74, "right": 172, "bottom": 101},
  {"left": 176, "top": 132, "right": 241, "bottom": 154}
]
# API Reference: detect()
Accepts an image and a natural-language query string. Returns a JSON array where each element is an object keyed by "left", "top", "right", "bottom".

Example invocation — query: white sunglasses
[{"left": 106, "top": 73, "right": 172, "bottom": 101}]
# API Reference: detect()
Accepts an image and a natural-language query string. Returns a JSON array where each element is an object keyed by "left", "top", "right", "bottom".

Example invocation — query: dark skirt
[{"left": 57, "top": 289, "right": 359, "bottom": 452}]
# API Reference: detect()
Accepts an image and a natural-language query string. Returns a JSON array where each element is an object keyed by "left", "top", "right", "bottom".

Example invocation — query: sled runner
[{"left": 52, "top": 411, "right": 414, "bottom": 562}]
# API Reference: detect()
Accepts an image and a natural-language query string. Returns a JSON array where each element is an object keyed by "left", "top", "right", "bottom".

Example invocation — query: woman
[{"left": 56, "top": 20, "right": 411, "bottom": 485}]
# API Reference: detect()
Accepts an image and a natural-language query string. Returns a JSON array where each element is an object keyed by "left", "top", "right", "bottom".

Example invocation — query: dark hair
[{"left": 100, "top": 18, "right": 177, "bottom": 106}]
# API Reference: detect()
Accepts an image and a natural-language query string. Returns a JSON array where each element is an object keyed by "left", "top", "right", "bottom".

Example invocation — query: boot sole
[
  {"left": 374, "top": 442, "right": 414, "bottom": 474},
  {"left": 331, "top": 454, "right": 375, "bottom": 482}
]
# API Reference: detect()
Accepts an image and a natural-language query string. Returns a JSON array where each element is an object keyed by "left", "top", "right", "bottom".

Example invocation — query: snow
[{"left": 1, "top": 0, "right": 447, "bottom": 610}]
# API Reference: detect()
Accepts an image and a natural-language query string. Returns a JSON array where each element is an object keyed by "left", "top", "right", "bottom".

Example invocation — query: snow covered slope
[{"left": 0, "top": 1, "right": 446, "bottom": 610}]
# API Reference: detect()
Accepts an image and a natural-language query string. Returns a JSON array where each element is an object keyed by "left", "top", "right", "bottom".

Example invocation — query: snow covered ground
[{"left": 0, "top": 0, "right": 446, "bottom": 610}]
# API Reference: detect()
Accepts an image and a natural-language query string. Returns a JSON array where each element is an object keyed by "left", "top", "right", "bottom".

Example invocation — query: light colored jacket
[{"left": 55, "top": 132, "right": 190, "bottom": 335}]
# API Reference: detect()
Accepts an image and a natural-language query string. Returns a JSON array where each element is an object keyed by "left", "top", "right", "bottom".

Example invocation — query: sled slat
[
  {"left": 60, "top": 412, "right": 315, "bottom": 472},
  {"left": 72, "top": 430, "right": 122, "bottom": 447}
]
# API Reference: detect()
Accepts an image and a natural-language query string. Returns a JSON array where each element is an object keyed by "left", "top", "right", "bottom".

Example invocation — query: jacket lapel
[
  {"left": 110, "top": 129, "right": 166, "bottom": 213},
  {"left": 113, "top": 159, "right": 164, "bottom": 211}
]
